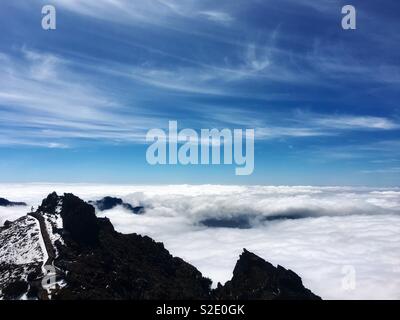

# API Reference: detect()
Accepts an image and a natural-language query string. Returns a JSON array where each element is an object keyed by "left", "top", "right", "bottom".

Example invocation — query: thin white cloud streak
[
  {"left": 1, "top": 183, "right": 400, "bottom": 299},
  {"left": 309, "top": 41, "right": 400, "bottom": 85},
  {"left": 310, "top": 140, "right": 400, "bottom": 162},
  {"left": 279, "top": 0, "right": 339, "bottom": 13},
  {"left": 234, "top": 111, "right": 399, "bottom": 140},
  {"left": 293, "top": 108, "right": 400, "bottom": 128},
  {"left": 314, "top": 115, "right": 400, "bottom": 130},
  {"left": 197, "top": 11, "right": 233, "bottom": 23},
  {"left": 255, "top": 126, "right": 333, "bottom": 139},
  {"left": 362, "top": 167, "right": 400, "bottom": 174}
]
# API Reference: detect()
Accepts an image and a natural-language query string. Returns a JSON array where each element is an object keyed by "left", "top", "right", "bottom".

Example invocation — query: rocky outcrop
[
  {"left": 0, "top": 197, "right": 26, "bottom": 207},
  {"left": 89, "top": 196, "right": 145, "bottom": 214},
  {"left": 213, "top": 249, "right": 321, "bottom": 300},
  {"left": 0, "top": 193, "right": 321, "bottom": 300},
  {"left": 200, "top": 216, "right": 252, "bottom": 229},
  {"left": 35, "top": 193, "right": 210, "bottom": 299}
]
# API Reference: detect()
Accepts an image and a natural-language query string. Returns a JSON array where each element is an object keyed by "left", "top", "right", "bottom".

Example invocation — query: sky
[{"left": 0, "top": 0, "right": 399, "bottom": 185}]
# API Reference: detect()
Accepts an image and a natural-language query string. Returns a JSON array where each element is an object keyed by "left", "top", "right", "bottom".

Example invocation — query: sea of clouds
[{"left": 1, "top": 183, "right": 400, "bottom": 299}]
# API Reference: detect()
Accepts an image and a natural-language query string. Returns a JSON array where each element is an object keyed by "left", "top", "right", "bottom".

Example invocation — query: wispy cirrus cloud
[
  {"left": 306, "top": 140, "right": 400, "bottom": 169},
  {"left": 1, "top": 46, "right": 399, "bottom": 149},
  {"left": 362, "top": 167, "right": 400, "bottom": 174},
  {"left": 314, "top": 115, "right": 399, "bottom": 130},
  {"left": 197, "top": 11, "right": 233, "bottom": 23},
  {"left": 309, "top": 40, "right": 400, "bottom": 85},
  {"left": 250, "top": 111, "right": 399, "bottom": 139},
  {"left": 48, "top": 0, "right": 235, "bottom": 27},
  {"left": 28, "top": 0, "right": 400, "bottom": 89},
  {"left": 0, "top": 49, "right": 166, "bottom": 147}
]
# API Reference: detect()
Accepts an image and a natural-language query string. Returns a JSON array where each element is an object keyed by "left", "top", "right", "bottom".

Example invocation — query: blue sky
[{"left": 0, "top": 0, "right": 399, "bottom": 185}]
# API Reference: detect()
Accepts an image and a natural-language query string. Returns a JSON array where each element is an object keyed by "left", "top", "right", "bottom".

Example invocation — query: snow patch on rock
[{"left": 0, "top": 216, "right": 44, "bottom": 265}]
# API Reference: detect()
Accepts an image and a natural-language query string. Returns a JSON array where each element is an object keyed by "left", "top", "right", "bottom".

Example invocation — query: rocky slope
[
  {"left": 213, "top": 249, "right": 320, "bottom": 300},
  {"left": 0, "top": 192, "right": 320, "bottom": 300}
]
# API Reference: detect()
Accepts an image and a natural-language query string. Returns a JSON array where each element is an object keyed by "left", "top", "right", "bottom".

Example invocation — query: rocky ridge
[{"left": 0, "top": 192, "right": 321, "bottom": 300}]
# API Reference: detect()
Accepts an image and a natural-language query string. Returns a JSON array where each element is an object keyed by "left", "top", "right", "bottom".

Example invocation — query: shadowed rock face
[
  {"left": 1, "top": 193, "right": 321, "bottom": 300},
  {"left": 55, "top": 221, "right": 212, "bottom": 299},
  {"left": 213, "top": 249, "right": 321, "bottom": 300},
  {"left": 0, "top": 197, "right": 26, "bottom": 207},
  {"left": 89, "top": 196, "right": 145, "bottom": 214},
  {"left": 38, "top": 192, "right": 100, "bottom": 246},
  {"left": 1, "top": 280, "right": 29, "bottom": 299}
]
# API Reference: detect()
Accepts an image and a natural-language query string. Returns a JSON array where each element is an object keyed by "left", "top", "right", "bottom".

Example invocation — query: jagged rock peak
[
  {"left": 213, "top": 248, "right": 321, "bottom": 300},
  {"left": 37, "top": 191, "right": 59, "bottom": 214},
  {"left": 37, "top": 192, "right": 113, "bottom": 246}
]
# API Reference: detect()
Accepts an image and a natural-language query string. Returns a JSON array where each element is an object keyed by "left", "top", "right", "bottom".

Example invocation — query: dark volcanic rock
[
  {"left": 61, "top": 193, "right": 100, "bottom": 247},
  {"left": 263, "top": 214, "right": 307, "bottom": 221},
  {"left": 55, "top": 231, "right": 212, "bottom": 299},
  {"left": 200, "top": 216, "right": 252, "bottom": 229},
  {"left": 213, "top": 249, "right": 321, "bottom": 300},
  {"left": 2, "top": 280, "right": 29, "bottom": 299},
  {"left": 123, "top": 204, "right": 145, "bottom": 214},
  {"left": 262, "top": 209, "right": 318, "bottom": 221},
  {"left": 38, "top": 192, "right": 99, "bottom": 246},
  {"left": 3, "top": 220, "right": 12, "bottom": 228},
  {"left": 0, "top": 197, "right": 26, "bottom": 207},
  {"left": 89, "top": 196, "right": 122, "bottom": 210},
  {"left": 89, "top": 196, "right": 145, "bottom": 214}
]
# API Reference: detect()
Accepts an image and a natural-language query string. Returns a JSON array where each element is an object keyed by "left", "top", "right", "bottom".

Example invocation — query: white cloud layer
[{"left": 1, "top": 183, "right": 400, "bottom": 299}]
